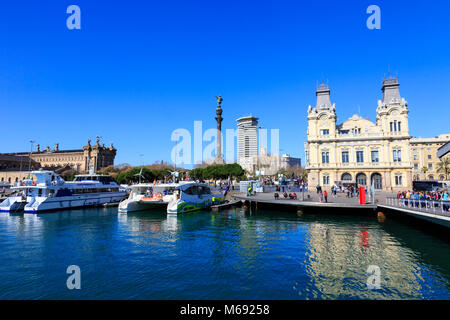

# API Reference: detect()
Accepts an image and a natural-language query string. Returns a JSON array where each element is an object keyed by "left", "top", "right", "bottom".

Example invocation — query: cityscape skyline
[{"left": 1, "top": 1, "right": 450, "bottom": 166}]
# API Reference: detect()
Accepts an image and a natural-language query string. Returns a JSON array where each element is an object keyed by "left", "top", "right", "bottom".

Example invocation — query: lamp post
[
  {"left": 28, "top": 140, "right": 35, "bottom": 176},
  {"left": 173, "top": 131, "right": 179, "bottom": 172}
]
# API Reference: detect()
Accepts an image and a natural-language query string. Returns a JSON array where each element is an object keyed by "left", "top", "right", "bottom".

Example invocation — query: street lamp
[
  {"left": 173, "top": 131, "right": 180, "bottom": 172},
  {"left": 28, "top": 140, "right": 35, "bottom": 176}
]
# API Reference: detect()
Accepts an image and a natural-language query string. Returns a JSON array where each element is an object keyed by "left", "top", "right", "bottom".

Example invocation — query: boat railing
[{"left": 385, "top": 197, "right": 450, "bottom": 217}]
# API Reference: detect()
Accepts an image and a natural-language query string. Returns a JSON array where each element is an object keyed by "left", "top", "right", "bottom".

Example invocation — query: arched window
[
  {"left": 341, "top": 173, "right": 352, "bottom": 181},
  {"left": 371, "top": 173, "right": 382, "bottom": 190},
  {"left": 356, "top": 173, "right": 367, "bottom": 186}
]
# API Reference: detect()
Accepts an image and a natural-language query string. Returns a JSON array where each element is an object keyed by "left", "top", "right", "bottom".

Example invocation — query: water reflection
[{"left": 0, "top": 208, "right": 448, "bottom": 299}]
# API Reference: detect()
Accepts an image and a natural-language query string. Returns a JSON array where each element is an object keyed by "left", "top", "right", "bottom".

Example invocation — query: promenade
[
  {"left": 232, "top": 190, "right": 450, "bottom": 228},
  {"left": 233, "top": 190, "right": 382, "bottom": 212}
]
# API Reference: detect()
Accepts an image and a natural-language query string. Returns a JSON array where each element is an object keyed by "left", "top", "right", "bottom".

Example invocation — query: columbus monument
[{"left": 214, "top": 95, "right": 225, "bottom": 164}]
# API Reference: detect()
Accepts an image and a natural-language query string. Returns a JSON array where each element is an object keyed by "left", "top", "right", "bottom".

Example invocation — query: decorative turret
[
  {"left": 316, "top": 83, "right": 332, "bottom": 109},
  {"left": 307, "top": 82, "right": 337, "bottom": 139},
  {"left": 308, "top": 83, "right": 336, "bottom": 117},
  {"left": 376, "top": 76, "right": 409, "bottom": 136}
]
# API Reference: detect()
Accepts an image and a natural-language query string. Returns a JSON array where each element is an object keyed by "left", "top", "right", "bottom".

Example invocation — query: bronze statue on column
[{"left": 214, "top": 95, "right": 225, "bottom": 164}]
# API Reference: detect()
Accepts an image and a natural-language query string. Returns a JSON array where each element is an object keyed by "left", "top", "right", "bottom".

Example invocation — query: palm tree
[
  {"left": 437, "top": 158, "right": 450, "bottom": 180},
  {"left": 421, "top": 166, "right": 428, "bottom": 180}
]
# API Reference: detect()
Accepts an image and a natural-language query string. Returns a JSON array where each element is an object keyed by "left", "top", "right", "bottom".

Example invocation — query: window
[
  {"left": 395, "top": 175, "right": 403, "bottom": 186},
  {"left": 356, "top": 151, "right": 364, "bottom": 163},
  {"left": 414, "top": 164, "right": 418, "bottom": 170},
  {"left": 321, "top": 129, "right": 329, "bottom": 135},
  {"left": 390, "top": 121, "right": 401, "bottom": 132},
  {"left": 321, "top": 152, "right": 329, "bottom": 164},
  {"left": 342, "top": 151, "right": 349, "bottom": 163},
  {"left": 427, "top": 154, "right": 432, "bottom": 160},
  {"left": 371, "top": 150, "right": 379, "bottom": 163},
  {"left": 413, "top": 155, "right": 418, "bottom": 160},
  {"left": 393, "top": 149, "right": 402, "bottom": 162},
  {"left": 322, "top": 175, "right": 330, "bottom": 185},
  {"left": 428, "top": 163, "right": 433, "bottom": 170}
]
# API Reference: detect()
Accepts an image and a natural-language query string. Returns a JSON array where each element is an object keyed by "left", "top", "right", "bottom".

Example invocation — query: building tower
[
  {"left": 237, "top": 116, "right": 259, "bottom": 170},
  {"left": 376, "top": 76, "right": 409, "bottom": 136},
  {"left": 306, "top": 83, "right": 337, "bottom": 140},
  {"left": 305, "top": 83, "right": 337, "bottom": 187},
  {"left": 214, "top": 95, "right": 225, "bottom": 164}
]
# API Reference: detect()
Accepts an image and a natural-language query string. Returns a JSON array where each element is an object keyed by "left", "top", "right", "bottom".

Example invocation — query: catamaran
[
  {"left": 0, "top": 170, "right": 126, "bottom": 213},
  {"left": 118, "top": 182, "right": 189, "bottom": 213},
  {"left": 166, "top": 182, "right": 225, "bottom": 214}
]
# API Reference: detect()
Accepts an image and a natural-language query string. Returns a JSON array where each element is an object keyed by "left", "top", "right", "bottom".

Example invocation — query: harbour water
[{"left": 0, "top": 207, "right": 449, "bottom": 299}]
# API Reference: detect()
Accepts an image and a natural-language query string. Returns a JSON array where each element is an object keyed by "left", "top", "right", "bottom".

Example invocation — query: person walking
[
  {"left": 324, "top": 190, "right": 328, "bottom": 203},
  {"left": 247, "top": 184, "right": 253, "bottom": 196}
]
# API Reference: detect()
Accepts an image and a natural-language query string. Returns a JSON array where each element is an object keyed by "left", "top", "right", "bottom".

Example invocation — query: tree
[
  {"left": 437, "top": 158, "right": 450, "bottom": 180},
  {"left": 421, "top": 166, "right": 428, "bottom": 180}
]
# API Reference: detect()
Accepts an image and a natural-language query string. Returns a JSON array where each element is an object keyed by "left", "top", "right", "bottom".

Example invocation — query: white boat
[
  {"left": 118, "top": 182, "right": 189, "bottom": 213},
  {"left": 0, "top": 170, "right": 126, "bottom": 213},
  {"left": 166, "top": 182, "right": 225, "bottom": 214}
]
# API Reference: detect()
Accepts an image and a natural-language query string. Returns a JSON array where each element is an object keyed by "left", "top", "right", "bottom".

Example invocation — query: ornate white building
[{"left": 304, "top": 77, "right": 449, "bottom": 191}]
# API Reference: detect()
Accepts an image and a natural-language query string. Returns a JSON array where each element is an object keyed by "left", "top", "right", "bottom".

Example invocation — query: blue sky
[{"left": 1, "top": 0, "right": 449, "bottom": 167}]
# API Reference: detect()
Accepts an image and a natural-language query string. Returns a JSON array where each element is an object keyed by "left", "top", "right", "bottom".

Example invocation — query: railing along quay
[{"left": 385, "top": 197, "right": 450, "bottom": 217}]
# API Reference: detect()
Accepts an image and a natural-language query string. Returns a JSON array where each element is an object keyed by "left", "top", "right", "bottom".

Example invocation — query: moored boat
[
  {"left": 0, "top": 170, "right": 126, "bottom": 213},
  {"left": 118, "top": 182, "right": 189, "bottom": 213},
  {"left": 166, "top": 182, "right": 225, "bottom": 214}
]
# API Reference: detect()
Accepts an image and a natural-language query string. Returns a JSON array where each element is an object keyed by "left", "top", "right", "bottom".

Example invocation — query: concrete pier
[
  {"left": 378, "top": 204, "right": 450, "bottom": 228},
  {"left": 232, "top": 192, "right": 450, "bottom": 228}
]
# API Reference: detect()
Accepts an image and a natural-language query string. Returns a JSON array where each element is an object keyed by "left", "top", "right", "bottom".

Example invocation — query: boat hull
[
  {"left": 23, "top": 192, "right": 126, "bottom": 213},
  {"left": 118, "top": 199, "right": 167, "bottom": 213},
  {"left": 0, "top": 196, "right": 27, "bottom": 212}
]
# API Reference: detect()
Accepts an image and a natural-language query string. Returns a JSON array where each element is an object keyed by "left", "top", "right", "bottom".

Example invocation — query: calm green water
[{"left": 0, "top": 207, "right": 449, "bottom": 299}]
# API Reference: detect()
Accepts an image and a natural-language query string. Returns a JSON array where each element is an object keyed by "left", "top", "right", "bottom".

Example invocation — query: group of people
[
  {"left": 397, "top": 190, "right": 449, "bottom": 202},
  {"left": 274, "top": 192, "right": 297, "bottom": 200},
  {"left": 396, "top": 190, "right": 449, "bottom": 211}
]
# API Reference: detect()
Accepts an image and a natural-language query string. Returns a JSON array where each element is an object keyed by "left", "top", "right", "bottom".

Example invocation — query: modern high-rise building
[{"left": 237, "top": 116, "right": 259, "bottom": 165}]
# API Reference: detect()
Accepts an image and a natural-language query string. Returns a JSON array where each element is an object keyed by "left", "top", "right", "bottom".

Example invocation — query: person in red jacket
[{"left": 324, "top": 191, "right": 328, "bottom": 203}]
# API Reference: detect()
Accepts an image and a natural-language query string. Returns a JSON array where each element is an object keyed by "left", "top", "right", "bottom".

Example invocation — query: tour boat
[
  {"left": 118, "top": 182, "right": 189, "bottom": 213},
  {"left": 166, "top": 182, "right": 225, "bottom": 214},
  {"left": 0, "top": 170, "right": 126, "bottom": 213}
]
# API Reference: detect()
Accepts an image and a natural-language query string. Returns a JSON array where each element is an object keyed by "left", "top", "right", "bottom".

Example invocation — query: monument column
[{"left": 214, "top": 95, "right": 225, "bottom": 164}]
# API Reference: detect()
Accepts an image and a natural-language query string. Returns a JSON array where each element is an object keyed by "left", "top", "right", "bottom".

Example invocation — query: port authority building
[
  {"left": 305, "top": 77, "right": 450, "bottom": 192},
  {"left": 0, "top": 138, "right": 116, "bottom": 184}
]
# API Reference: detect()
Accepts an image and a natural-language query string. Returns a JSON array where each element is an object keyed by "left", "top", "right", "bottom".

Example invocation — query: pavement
[{"left": 235, "top": 190, "right": 395, "bottom": 206}]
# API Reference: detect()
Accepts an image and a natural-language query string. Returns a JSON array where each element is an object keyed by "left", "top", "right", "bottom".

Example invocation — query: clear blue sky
[{"left": 1, "top": 0, "right": 449, "bottom": 167}]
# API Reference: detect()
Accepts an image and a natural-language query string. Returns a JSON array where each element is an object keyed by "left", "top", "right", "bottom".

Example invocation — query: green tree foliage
[
  {"left": 437, "top": 157, "right": 450, "bottom": 180},
  {"left": 115, "top": 167, "right": 173, "bottom": 184},
  {"left": 189, "top": 163, "right": 244, "bottom": 181}
]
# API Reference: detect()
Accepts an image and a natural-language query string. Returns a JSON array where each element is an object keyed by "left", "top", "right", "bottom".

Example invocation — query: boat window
[{"left": 184, "top": 186, "right": 198, "bottom": 195}]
